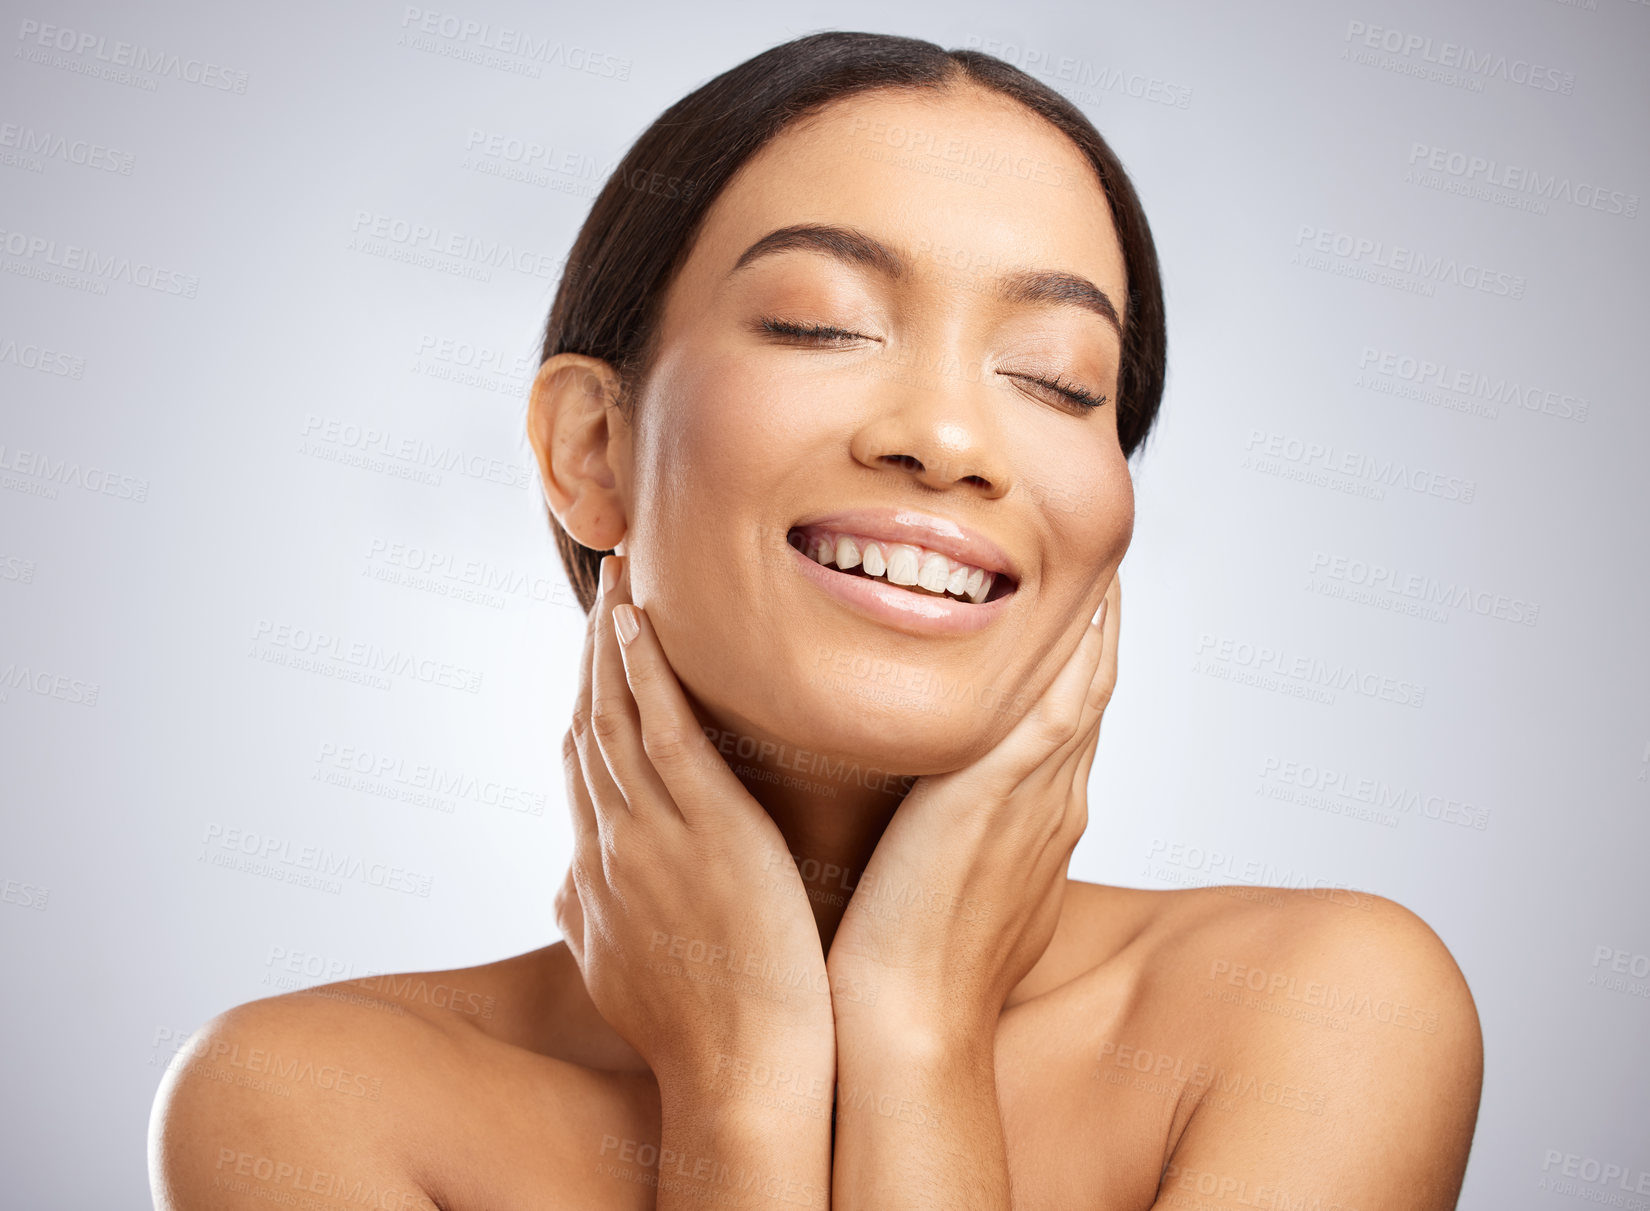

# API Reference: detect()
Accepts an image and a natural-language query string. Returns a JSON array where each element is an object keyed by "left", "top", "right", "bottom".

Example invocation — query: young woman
[{"left": 150, "top": 31, "right": 1483, "bottom": 1210}]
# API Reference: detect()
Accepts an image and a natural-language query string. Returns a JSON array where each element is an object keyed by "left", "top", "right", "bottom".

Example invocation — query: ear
[{"left": 527, "top": 353, "right": 630, "bottom": 553}]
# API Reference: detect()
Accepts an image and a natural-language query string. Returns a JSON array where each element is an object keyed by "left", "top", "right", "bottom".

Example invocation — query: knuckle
[
  {"left": 597, "top": 832, "right": 624, "bottom": 884},
  {"left": 641, "top": 723, "right": 692, "bottom": 767},
  {"left": 588, "top": 700, "right": 627, "bottom": 744},
  {"left": 568, "top": 860, "right": 593, "bottom": 901},
  {"left": 568, "top": 704, "right": 590, "bottom": 742},
  {"left": 1035, "top": 708, "right": 1077, "bottom": 751},
  {"left": 622, "top": 656, "right": 659, "bottom": 691},
  {"left": 1064, "top": 794, "right": 1090, "bottom": 841}
]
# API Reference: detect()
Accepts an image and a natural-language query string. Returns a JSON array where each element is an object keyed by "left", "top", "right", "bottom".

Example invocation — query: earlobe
[{"left": 527, "top": 353, "right": 630, "bottom": 552}]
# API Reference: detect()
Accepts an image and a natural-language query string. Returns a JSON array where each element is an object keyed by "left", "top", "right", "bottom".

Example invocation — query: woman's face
[{"left": 609, "top": 83, "right": 1133, "bottom": 776}]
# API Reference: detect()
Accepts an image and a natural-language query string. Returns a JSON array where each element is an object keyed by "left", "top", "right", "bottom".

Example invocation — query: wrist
[
  {"left": 832, "top": 1011, "right": 995, "bottom": 1140},
  {"left": 652, "top": 1083, "right": 834, "bottom": 1211},
  {"left": 652, "top": 1021, "right": 836, "bottom": 1106},
  {"left": 834, "top": 995, "right": 997, "bottom": 1073},
  {"left": 830, "top": 959, "right": 997, "bottom": 1042}
]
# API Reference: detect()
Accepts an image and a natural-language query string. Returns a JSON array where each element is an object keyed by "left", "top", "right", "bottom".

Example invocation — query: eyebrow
[{"left": 727, "top": 222, "right": 1123, "bottom": 338}]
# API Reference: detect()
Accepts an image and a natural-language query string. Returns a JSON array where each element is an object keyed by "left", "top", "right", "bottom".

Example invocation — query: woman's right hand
[{"left": 555, "top": 553, "right": 835, "bottom": 1095}]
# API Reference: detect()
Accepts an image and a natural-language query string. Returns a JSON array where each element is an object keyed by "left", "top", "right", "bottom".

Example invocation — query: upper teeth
[{"left": 794, "top": 528, "right": 1001, "bottom": 604}]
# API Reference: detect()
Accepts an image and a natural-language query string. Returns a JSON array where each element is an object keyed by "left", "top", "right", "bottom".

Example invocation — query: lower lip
[{"left": 786, "top": 541, "right": 1015, "bottom": 635}]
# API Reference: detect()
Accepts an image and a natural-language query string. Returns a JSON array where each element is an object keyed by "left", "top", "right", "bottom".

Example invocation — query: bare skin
[{"left": 149, "top": 82, "right": 1482, "bottom": 1210}]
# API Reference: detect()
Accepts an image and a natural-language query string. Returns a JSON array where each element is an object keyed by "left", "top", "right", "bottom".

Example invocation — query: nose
[{"left": 848, "top": 369, "right": 1012, "bottom": 498}]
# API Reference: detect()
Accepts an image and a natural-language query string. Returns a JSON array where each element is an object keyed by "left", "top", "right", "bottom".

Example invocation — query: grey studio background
[{"left": 2, "top": 0, "right": 1646, "bottom": 1206}]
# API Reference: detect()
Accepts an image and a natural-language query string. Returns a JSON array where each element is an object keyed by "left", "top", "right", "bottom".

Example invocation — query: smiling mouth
[{"left": 785, "top": 527, "right": 1018, "bottom": 605}]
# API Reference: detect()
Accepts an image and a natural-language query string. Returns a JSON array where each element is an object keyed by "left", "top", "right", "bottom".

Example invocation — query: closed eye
[
  {"left": 756, "top": 317, "right": 869, "bottom": 343},
  {"left": 754, "top": 316, "right": 1108, "bottom": 411},
  {"left": 1007, "top": 371, "right": 1108, "bottom": 410}
]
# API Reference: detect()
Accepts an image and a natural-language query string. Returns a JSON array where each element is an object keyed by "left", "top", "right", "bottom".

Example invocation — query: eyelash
[{"left": 756, "top": 317, "right": 1109, "bottom": 411}]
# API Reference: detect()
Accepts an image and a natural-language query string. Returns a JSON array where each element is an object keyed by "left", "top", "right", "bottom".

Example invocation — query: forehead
[{"left": 678, "top": 83, "right": 1127, "bottom": 316}]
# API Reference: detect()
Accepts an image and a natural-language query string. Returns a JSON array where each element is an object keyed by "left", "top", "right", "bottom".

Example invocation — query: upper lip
[{"left": 789, "top": 507, "right": 1021, "bottom": 586}]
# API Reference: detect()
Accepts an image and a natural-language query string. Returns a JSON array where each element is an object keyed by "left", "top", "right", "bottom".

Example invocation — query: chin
[{"left": 721, "top": 653, "right": 1016, "bottom": 785}]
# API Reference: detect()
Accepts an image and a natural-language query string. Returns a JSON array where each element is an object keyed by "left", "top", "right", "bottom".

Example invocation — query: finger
[
  {"left": 568, "top": 553, "right": 602, "bottom": 785},
  {"left": 561, "top": 727, "right": 596, "bottom": 847},
  {"left": 956, "top": 586, "right": 1110, "bottom": 793},
  {"left": 560, "top": 572, "right": 601, "bottom": 846},
  {"left": 573, "top": 556, "right": 632, "bottom": 837},
  {"left": 1041, "top": 568, "right": 1122, "bottom": 775},
  {"left": 591, "top": 554, "right": 681, "bottom": 822},
  {"left": 1072, "top": 570, "right": 1121, "bottom": 788},
  {"left": 610, "top": 580, "right": 772, "bottom": 833}
]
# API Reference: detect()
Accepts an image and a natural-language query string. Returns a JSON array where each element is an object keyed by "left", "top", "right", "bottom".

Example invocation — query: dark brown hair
[{"left": 539, "top": 30, "right": 1167, "bottom": 613}]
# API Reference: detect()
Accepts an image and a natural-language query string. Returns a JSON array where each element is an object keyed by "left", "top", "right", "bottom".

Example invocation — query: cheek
[
  {"left": 643, "top": 343, "right": 810, "bottom": 492},
  {"left": 1030, "top": 437, "right": 1134, "bottom": 570},
  {"left": 626, "top": 347, "right": 804, "bottom": 607}
]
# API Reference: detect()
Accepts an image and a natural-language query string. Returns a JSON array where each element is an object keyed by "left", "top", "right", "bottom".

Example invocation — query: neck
[
  {"left": 753, "top": 777, "right": 907, "bottom": 957},
  {"left": 690, "top": 701, "right": 911, "bottom": 958}
]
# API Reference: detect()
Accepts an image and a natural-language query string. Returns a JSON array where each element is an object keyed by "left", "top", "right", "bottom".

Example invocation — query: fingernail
[
  {"left": 613, "top": 603, "right": 639, "bottom": 645},
  {"left": 1096, "top": 599, "right": 1109, "bottom": 629},
  {"left": 600, "top": 555, "right": 619, "bottom": 594}
]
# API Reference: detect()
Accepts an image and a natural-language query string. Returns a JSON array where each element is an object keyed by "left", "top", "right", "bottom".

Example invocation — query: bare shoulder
[
  {"left": 1072, "top": 880, "right": 1483, "bottom": 1208},
  {"left": 147, "top": 980, "right": 457, "bottom": 1210},
  {"left": 148, "top": 947, "right": 647, "bottom": 1211}
]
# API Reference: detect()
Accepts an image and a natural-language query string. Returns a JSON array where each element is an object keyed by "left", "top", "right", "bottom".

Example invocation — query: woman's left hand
[{"left": 825, "top": 572, "right": 1121, "bottom": 1044}]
